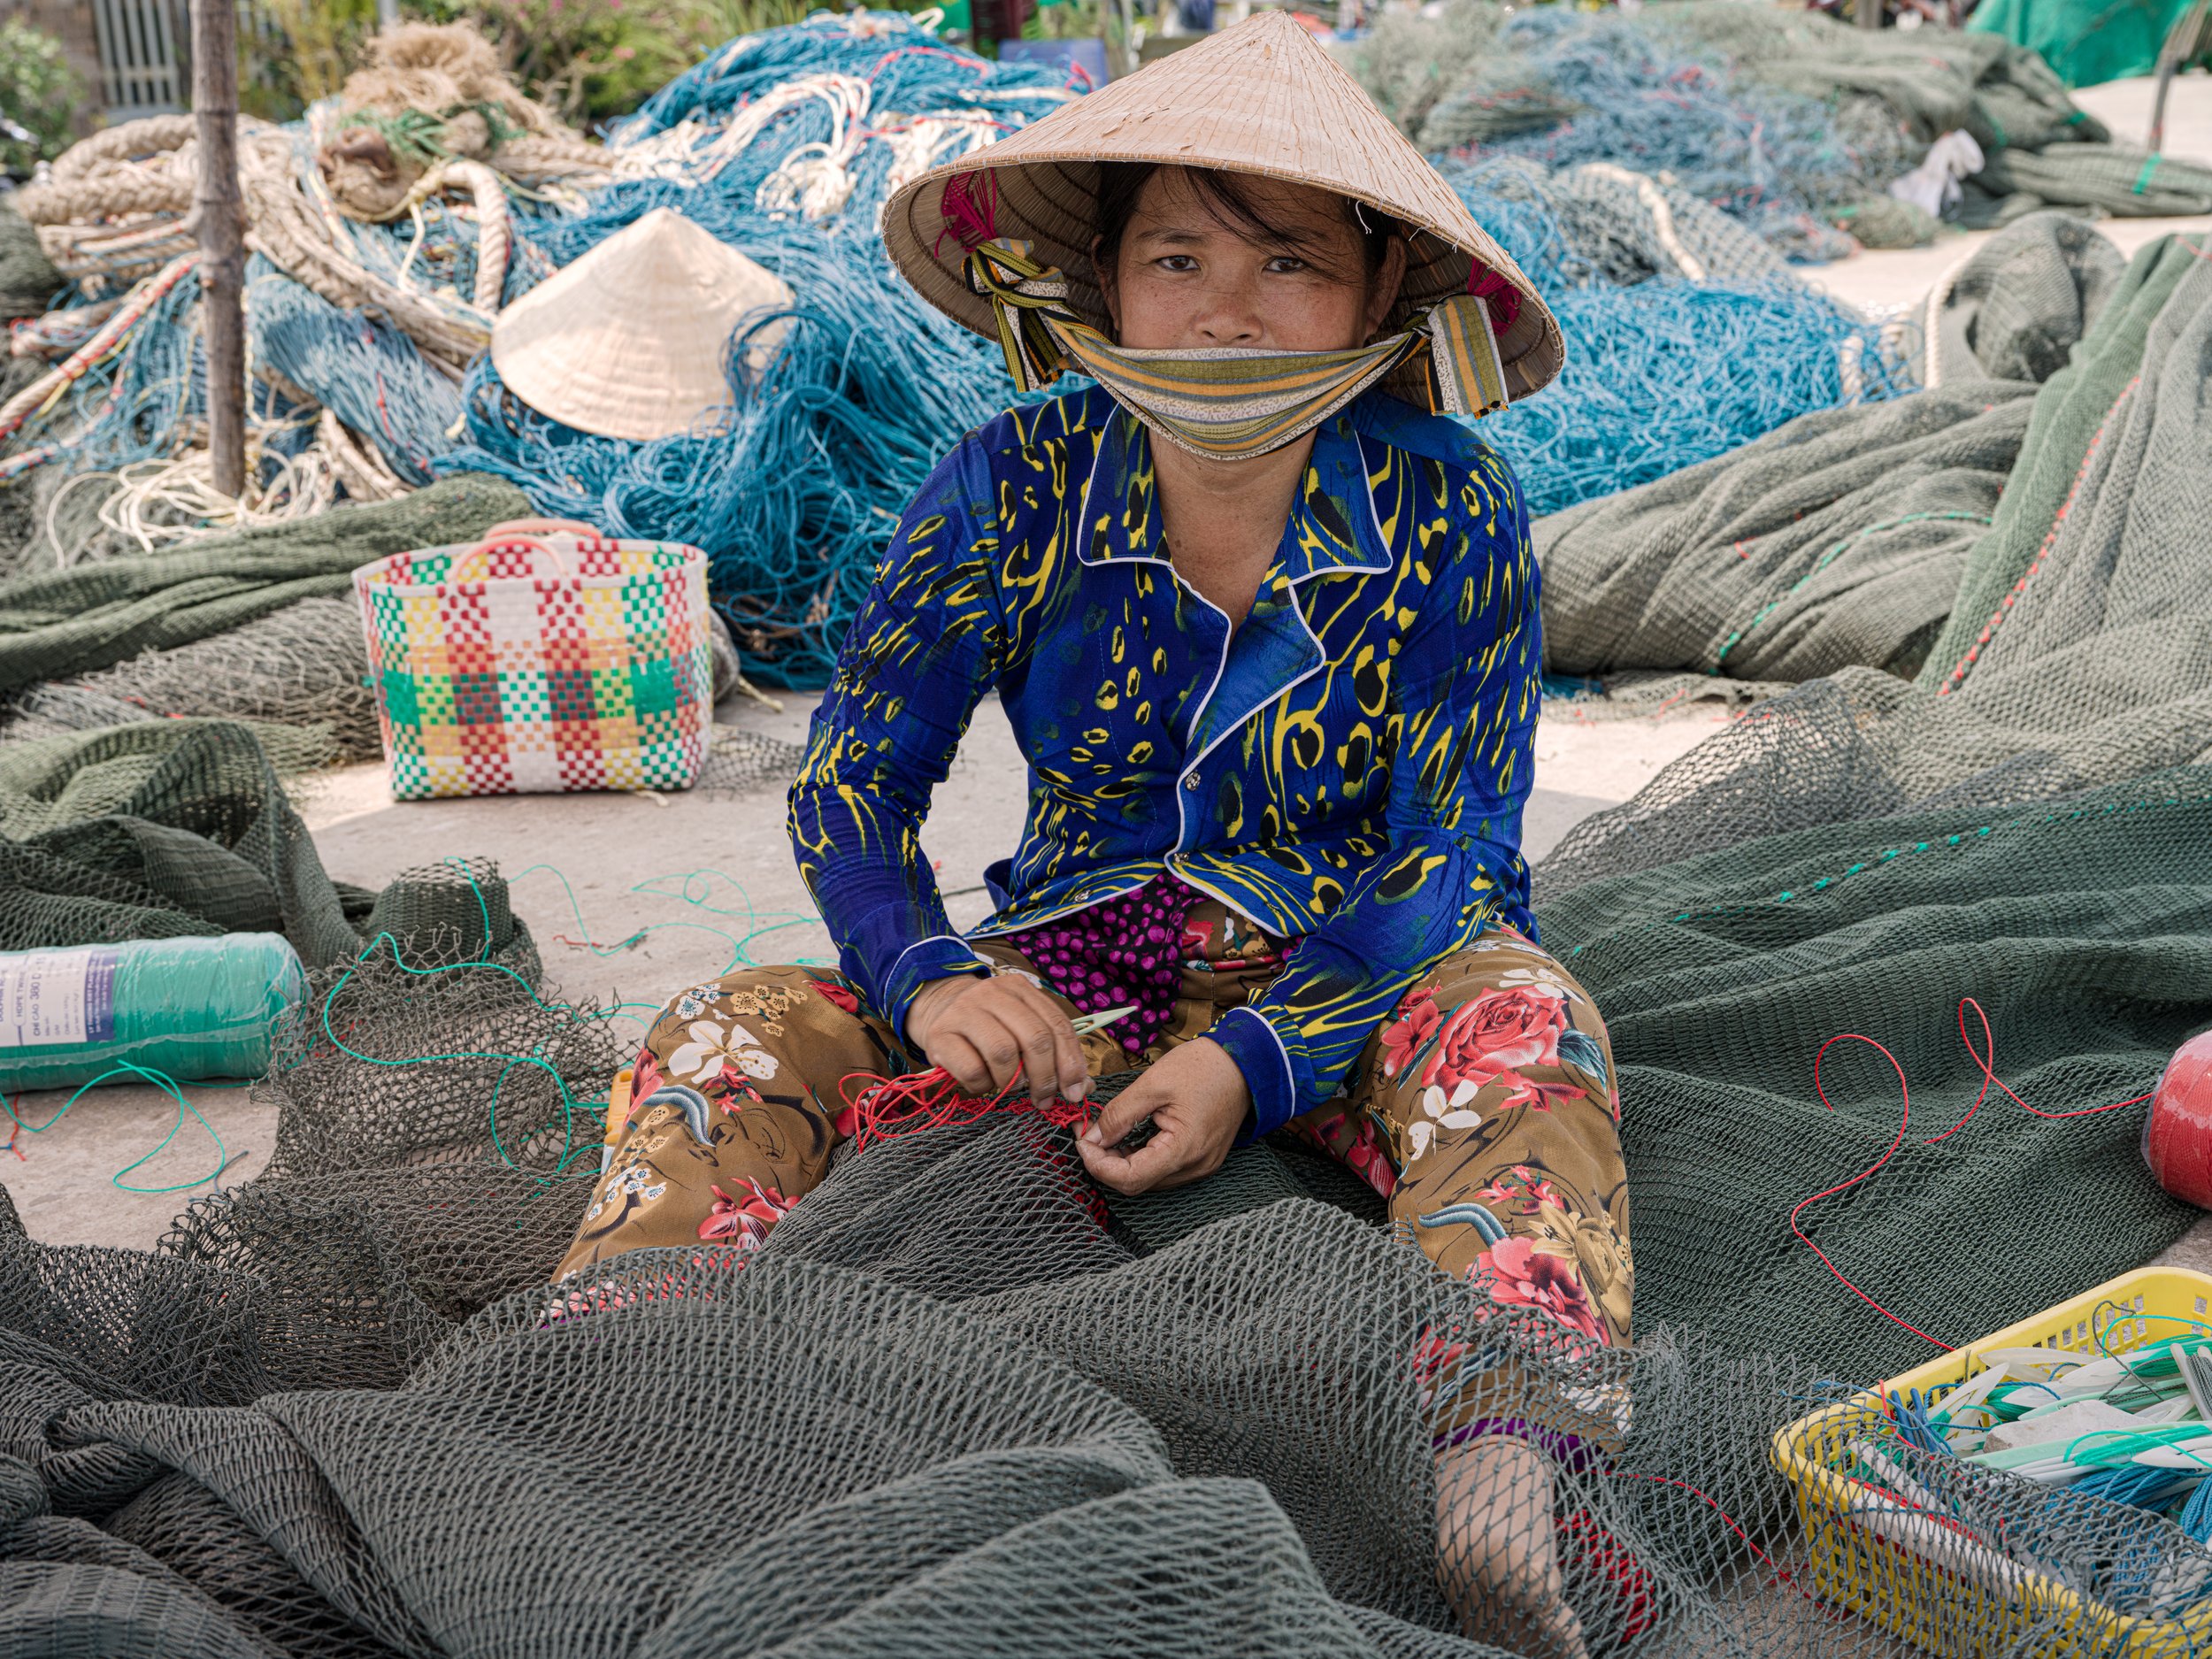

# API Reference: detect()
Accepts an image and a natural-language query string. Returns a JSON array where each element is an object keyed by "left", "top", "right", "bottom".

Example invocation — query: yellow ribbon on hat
[{"left": 966, "top": 240, "right": 1509, "bottom": 462}]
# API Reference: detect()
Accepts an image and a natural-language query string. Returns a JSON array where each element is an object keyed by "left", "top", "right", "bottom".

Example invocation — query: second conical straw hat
[
  {"left": 490, "top": 206, "right": 792, "bottom": 442},
  {"left": 883, "top": 12, "right": 1561, "bottom": 409}
]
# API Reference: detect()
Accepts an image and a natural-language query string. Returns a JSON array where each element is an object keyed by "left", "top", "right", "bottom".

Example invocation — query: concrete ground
[{"left": 13, "top": 70, "right": 2212, "bottom": 1265}]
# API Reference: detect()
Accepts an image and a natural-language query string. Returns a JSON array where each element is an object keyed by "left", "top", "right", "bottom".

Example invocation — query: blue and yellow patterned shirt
[{"left": 788, "top": 384, "right": 1541, "bottom": 1137}]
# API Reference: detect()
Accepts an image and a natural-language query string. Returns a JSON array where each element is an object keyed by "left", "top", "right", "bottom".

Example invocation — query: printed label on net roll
[{"left": 0, "top": 949, "right": 119, "bottom": 1049}]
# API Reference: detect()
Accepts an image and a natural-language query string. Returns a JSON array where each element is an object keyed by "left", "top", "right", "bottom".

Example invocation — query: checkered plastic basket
[{"left": 354, "top": 519, "right": 715, "bottom": 800}]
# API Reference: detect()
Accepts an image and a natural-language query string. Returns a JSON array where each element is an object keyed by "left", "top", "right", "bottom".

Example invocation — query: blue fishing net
[
  {"left": 246, "top": 259, "right": 467, "bottom": 489},
  {"left": 1440, "top": 156, "right": 1899, "bottom": 518},
  {"left": 1458, "top": 8, "right": 1870, "bottom": 265},
  {"left": 14, "top": 272, "right": 206, "bottom": 482}
]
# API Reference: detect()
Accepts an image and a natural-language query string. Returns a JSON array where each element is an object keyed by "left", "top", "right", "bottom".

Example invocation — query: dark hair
[{"left": 1089, "top": 162, "right": 1402, "bottom": 288}]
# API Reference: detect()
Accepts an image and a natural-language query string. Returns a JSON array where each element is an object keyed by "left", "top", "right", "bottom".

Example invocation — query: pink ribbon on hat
[
  {"left": 934, "top": 172, "right": 1001, "bottom": 257},
  {"left": 1469, "top": 264, "right": 1522, "bottom": 334}
]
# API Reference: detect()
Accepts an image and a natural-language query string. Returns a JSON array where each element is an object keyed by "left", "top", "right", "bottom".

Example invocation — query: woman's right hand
[{"left": 904, "top": 973, "right": 1091, "bottom": 1109}]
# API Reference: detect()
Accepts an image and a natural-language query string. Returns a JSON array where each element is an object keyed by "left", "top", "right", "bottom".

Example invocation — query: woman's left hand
[{"left": 1079, "top": 1038, "right": 1251, "bottom": 1194}]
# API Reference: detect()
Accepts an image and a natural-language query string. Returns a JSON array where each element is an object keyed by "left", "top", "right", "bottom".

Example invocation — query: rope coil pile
[{"left": 0, "top": 26, "right": 588, "bottom": 548}]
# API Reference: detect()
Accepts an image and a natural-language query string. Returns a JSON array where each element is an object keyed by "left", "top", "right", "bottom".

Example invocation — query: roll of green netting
[{"left": 0, "top": 933, "right": 304, "bottom": 1092}]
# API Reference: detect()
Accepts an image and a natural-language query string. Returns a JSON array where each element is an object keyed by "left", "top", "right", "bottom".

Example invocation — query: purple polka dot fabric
[{"left": 1003, "top": 872, "right": 1205, "bottom": 1059}]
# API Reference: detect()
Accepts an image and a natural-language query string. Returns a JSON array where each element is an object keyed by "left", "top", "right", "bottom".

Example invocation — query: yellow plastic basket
[{"left": 1770, "top": 1267, "right": 2212, "bottom": 1658}]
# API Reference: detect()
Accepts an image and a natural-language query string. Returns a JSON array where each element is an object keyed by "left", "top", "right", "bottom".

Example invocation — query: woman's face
[{"left": 1097, "top": 168, "right": 1405, "bottom": 353}]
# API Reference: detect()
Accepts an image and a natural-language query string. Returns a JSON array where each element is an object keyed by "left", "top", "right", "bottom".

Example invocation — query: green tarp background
[{"left": 1969, "top": 0, "right": 2193, "bottom": 88}]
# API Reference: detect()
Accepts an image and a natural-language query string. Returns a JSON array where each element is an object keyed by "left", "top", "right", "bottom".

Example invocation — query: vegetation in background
[
  {"left": 403, "top": 0, "right": 707, "bottom": 124},
  {"left": 0, "top": 17, "right": 84, "bottom": 177},
  {"left": 244, "top": 0, "right": 385, "bottom": 120},
  {"left": 236, "top": 0, "right": 918, "bottom": 128},
  {"left": 692, "top": 0, "right": 830, "bottom": 47},
  {"left": 1025, "top": 0, "right": 1107, "bottom": 39}
]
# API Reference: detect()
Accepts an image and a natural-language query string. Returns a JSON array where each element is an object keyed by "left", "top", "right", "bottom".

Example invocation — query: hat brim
[{"left": 881, "top": 14, "right": 1562, "bottom": 413}]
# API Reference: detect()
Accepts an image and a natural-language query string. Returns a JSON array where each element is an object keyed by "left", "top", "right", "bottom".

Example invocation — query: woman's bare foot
[{"left": 1435, "top": 1435, "right": 1592, "bottom": 1659}]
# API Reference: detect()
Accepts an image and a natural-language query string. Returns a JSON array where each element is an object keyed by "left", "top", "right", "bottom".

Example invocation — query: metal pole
[
  {"left": 378, "top": 0, "right": 400, "bottom": 31},
  {"left": 189, "top": 0, "right": 248, "bottom": 498},
  {"left": 1859, "top": 0, "right": 1882, "bottom": 29}
]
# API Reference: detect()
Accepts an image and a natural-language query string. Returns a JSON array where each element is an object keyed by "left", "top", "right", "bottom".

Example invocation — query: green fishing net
[
  {"left": 0, "top": 472, "right": 527, "bottom": 697},
  {"left": 1534, "top": 213, "right": 2123, "bottom": 687},
  {"left": 0, "top": 203, "right": 62, "bottom": 324},
  {"left": 0, "top": 718, "right": 549, "bottom": 973},
  {"left": 0, "top": 224, "right": 2207, "bottom": 1659},
  {"left": 0, "top": 599, "right": 386, "bottom": 764},
  {"left": 1538, "top": 230, "right": 2212, "bottom": 1383},
  {"left": 1546, "top": 232, "right": 2212, "bottom": 890},
  {"left": 1963, "top": 144, "right": 2212, "bottom": 224}
]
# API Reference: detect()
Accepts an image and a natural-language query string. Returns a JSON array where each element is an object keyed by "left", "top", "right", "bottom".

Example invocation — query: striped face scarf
[{"left": 966, "top": 239, "right": 1509, "bottom": 462}]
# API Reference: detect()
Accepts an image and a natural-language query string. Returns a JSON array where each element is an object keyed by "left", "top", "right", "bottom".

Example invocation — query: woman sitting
[{"left": 557, "top": 18, "right": 1627, "bottom": 1649}]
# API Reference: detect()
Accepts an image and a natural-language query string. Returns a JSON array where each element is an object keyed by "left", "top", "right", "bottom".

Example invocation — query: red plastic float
[{"left": 2143, "top": 1032, "right": 2212, "bottom": 1210}]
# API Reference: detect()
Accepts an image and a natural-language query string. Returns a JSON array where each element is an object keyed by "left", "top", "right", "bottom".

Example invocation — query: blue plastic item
[
  {"left": 995, "top": 36, "right": 1110, "bottom": 88},
  {"left": 0, "top": 933, "right": 305, "bottom": 1093}
]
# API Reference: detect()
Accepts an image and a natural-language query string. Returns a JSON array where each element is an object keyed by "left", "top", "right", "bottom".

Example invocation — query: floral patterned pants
[{"left": 552, "top": 915, "right": 1631, "bottom": 1347}]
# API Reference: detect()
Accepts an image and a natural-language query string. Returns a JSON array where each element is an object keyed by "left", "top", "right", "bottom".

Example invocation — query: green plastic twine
[
  {"left": 318, "top": 856, "right": 600, "bottom": 1183},
  {"left": 4, "top": 1064, "right": 242, "bottom": 1194},
  {"left": 509, "top": 863, "right": 826, "bottom": 1033},
  {"left": 1712, "top": 511, "right": 1994, "bottom": 669},
  {"left": 313, "top": 860, "right": 828, "bottom": 1183},
  {"left": 0, "top": 863, "right": 829, "bottom": 1198},
  {"left": 2062, "top": 1425, "right": 2212, "bottom": 1471},
  {"left": 318, "top": 932, "right": 596, "bottom": 1182}
]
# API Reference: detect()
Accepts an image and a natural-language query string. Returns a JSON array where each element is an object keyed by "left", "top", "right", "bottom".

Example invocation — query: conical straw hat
[
  {"left": 490, "top": 206, "right": 793, "bottom": 442},
  {"left": 882, "top": 12, "right": 1562, "bottom": 411}
]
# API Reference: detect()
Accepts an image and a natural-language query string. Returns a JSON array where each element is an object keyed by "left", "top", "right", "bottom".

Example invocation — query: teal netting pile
[
  {"left": 422, "top": 15, "right": 1082, "bottom": 682},
  {"left": 1348, "top": 0, "right": 2212, "bottom": 258},
  {"left": 589, "top": 14, "right": 1076, "bottom": 197},
  {"left": 243, "top": 260, "right": 467, "bottom": 491}
]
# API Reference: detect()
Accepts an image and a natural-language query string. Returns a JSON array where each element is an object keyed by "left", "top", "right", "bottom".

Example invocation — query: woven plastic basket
[
  {"left": 1771, "top": 1267, "right": 2212, "bottom": 1656},
  {"left": 354, "top": 518, "right": 715, "bottom": 800}
]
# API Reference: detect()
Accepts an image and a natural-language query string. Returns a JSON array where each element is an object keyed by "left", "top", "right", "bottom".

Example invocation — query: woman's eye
[
  {"left": 1156, "top": 255, "right": 1199, "bottom": 273},
  {"left": 1265, "top": 257, "right": 1310, "bottom": 274}
]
